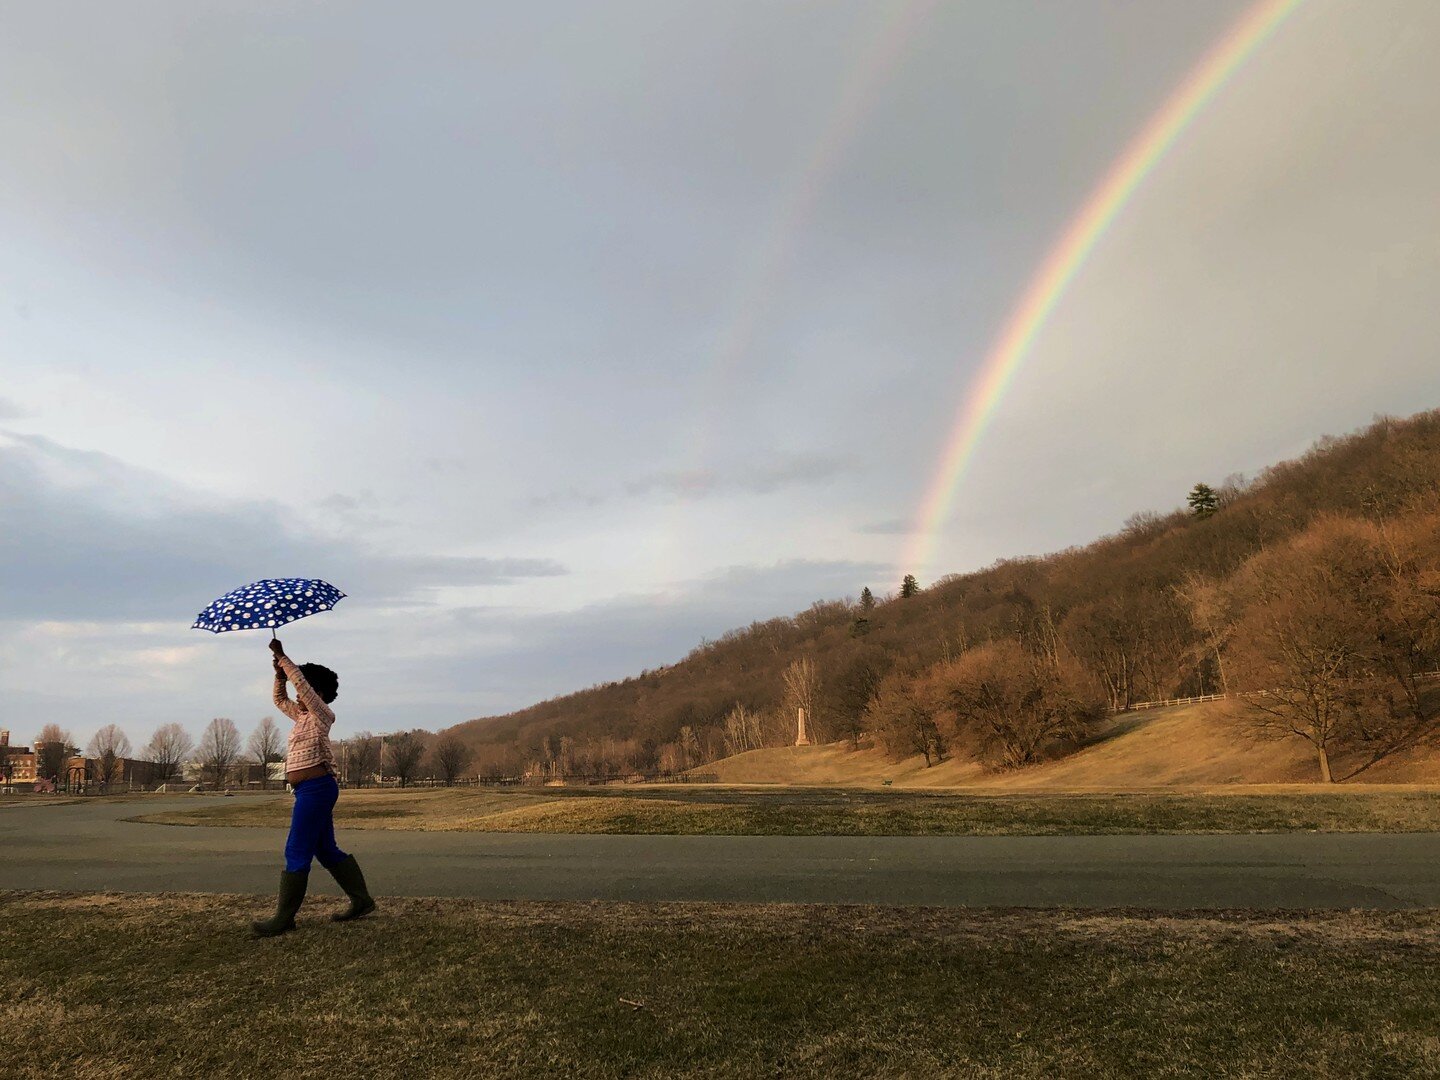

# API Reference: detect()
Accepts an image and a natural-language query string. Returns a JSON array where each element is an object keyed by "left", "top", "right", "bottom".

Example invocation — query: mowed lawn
[
  {"left": 129, "top": 785, "right": 1440, "bottom": 835},
  {"left": 3, "top": 891, "right": 1440, "bottom": 1079}
]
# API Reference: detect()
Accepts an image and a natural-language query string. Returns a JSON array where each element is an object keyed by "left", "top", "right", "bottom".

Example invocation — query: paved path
[{"left": 5, "top": 795, "right": 1440, "bottom": 909}]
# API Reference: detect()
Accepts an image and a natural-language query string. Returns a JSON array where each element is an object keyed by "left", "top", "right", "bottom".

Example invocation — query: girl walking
[{"left": 252, "top": 637, "right": 376, "bottom": 936}]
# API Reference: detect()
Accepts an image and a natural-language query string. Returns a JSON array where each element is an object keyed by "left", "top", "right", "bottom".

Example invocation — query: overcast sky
[{"left": 4, "top": 1, "right": 1438, "bottom": 747}]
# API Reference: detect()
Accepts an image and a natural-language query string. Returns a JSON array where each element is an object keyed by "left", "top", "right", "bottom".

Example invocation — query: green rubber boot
[
  {"left": 251, "top": 870, "right": 308, "bottom": 937},
  {"left": 326, "top": 855, "right": 377, "bottom": 922}
]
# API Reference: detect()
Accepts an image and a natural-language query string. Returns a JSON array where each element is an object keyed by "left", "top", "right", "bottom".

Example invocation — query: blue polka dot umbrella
[{"left": 192, "top": 578, "right": 346, "bottom": 635}]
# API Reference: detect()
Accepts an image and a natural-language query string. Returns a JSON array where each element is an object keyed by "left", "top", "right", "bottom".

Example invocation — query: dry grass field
[
  {"left": 129, "top": 784, "right": 1440, "bottom": 835},
  {"left": 3, "top": 890, "right": 1440, "bottom": 1078},
  {"left": 708, "top": 701, "right": 1440, "bottom": 789},
  {"left": 0, "top": 794, "right": 80, "bottom": 808}
]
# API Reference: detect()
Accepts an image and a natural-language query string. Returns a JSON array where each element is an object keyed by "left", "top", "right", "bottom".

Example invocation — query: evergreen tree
[
  {"left": 1188, "top": 483, "right": 1219, "bottom": 518},
  {"left": 900, "top": 574, "right": 920, "bottom": 598},
  {"left": 859, "top": 587, "right": 876, "bottom": 612}
]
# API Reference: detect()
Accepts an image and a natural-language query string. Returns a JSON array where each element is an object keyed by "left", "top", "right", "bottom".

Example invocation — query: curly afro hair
[{"left": 299, "top": 663, "right": 339, "bottom": 704}]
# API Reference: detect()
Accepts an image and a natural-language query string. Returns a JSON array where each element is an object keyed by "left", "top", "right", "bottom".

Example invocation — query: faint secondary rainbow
[
  {"left": 901, "top": 0, "right": 1303, "bottom": 577},
  {"left": 688, "top": 0, "right": 934, "bottom": 429},
  {"left": 657, "top": 0, "right": 933, "bottom": 587}
]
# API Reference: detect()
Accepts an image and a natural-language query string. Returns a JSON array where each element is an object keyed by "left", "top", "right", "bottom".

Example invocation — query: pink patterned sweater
[{"left": 273, "top": 655, "right": 336, "bottom": 774}]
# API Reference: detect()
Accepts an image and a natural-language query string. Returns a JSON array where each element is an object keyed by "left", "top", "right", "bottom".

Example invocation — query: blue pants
[{"left": 285, "top": 774, "right": 348, "bottom": 873}]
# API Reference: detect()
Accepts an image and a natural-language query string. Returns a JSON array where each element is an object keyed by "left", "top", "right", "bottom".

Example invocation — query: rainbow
[
  {"left": 902, "top": 0, "right": 1304, "bottom": 578},
  {"left": 693, "top": 0, "right": 932, "bottom": 414},
  {"left": 660, "top": 0, "right": 933, "bottom": 583}
]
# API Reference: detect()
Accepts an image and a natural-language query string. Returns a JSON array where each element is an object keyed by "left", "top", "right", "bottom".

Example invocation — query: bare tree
[
  {"left": 677, "top": 725, "right": 701, "bottom": 770},
  {"left": 1360, "top": 512, "right": 1440, "bottom": 745},
  {"left": 35, "top": 724, "right": 76, "bottom": 785},
  {"left": 346, "top": 732, "right": 381, "bottom": 787},
  {"left": 247, "top": 717, "right": 284, "bottom": 790},
  {"left": 1064, "top": 597, "right": 1141, "bottom": 712},
  {"left": 827, "top": 651, "right": 890, "bottom": 750},
  {"left": 754, "top": 707, "right": 793, "bottom": 749},
  {"left": 744, "top": 707, "right": 764, "bottom": 750},
  {"left": 1216, "top": 472, "right": 1249, "bottom": 509},
  {"left": 85, "top": 725, "right": 132, "bottom": 790},
  {"left": 941, "top": 641, "right": 1102, "bottom": 770},
  {"left": 1176, "top": 571, "right": 1239, "bottom": 695},
  {"left": 781, "top": 657, "right": 822, "bottom": 744},
  {"left": 198, "top": 718, "right": 242, "bottom": 790},
  {"left": 720, "top": 704, "right": 762, "bottom": 757},
  {"left": 1230, "top": 515, "right": 1440, "bottom": 782},
  {"left": 143, "top": 723, "right": 193, "bottom": 786},
  {"left": 864, "top": 679, "right": 947, "bottom": 767},
  {"left": 432, "top": 735, "right": 473, "bottom": 786},
  {"left": 385, "top": 730, "right": 426, "bottom": 787},
  {"left": 540, "top": 735, "right": 560, "bottom": 779},
  {"left": 657, "top": 741, "right": 686, "bottom": 774}
]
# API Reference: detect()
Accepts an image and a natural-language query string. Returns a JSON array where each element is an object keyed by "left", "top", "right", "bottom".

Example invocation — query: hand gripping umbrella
[{"left": 192, "top": 578, "right": 346, "bottom": 637}]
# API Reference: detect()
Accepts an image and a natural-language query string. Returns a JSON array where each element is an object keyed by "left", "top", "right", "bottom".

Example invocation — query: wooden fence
[
  {"left": 1118, "top": 692, "right": 1228, "bottom": 713},
  {"left": 1116, "top": 670, "right": 1440, "bottom": 714}
]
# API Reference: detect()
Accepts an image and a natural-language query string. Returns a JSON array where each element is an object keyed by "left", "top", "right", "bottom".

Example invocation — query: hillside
[
  {"left": 444, "top": 409, "right": 1440, "bottom": 779},
  {"left": 704, "top": 701, "right": 1440, "bottom": 790}
]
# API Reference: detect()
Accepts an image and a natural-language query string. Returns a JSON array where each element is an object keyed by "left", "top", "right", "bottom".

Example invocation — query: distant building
[
  {"left": 179, "top": 760, "right": 287, "bottom": 787},
  {"left": 0, "top": 730, "right": 37, "bottom": 786},
  {"left": 73, "top": 756, "right": 166, "bottom": 791},
  {"left": 0, "top": 737, "right": 182, "bottom": 792},
  {"left": 230, "top": 762, "right": 284, "bottom": 786}
]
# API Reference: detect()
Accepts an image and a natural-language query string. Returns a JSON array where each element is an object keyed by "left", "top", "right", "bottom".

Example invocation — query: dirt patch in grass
[
  {"left": 129, "top": 786, "right": 1440, "bottom": 836},
  {"left": 133, "top": 789, "right": 554, "bottom": 830},
  {"left": 3, "top": 890, "right": 1440, "bottom": 1078},
  {"left": 0, "top": 795, "right": 80, "bottom": 808},
  {"left": 4, "top": 792, "right": 234, "bottom": 809}
]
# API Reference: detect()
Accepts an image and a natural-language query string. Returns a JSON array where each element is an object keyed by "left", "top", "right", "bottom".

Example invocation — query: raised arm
[
  {"left": 272, "top": 661, "right": 300, "bottom": 721},
  {"left": 274, "top": 652, "right": 336, "bottom": 726}
]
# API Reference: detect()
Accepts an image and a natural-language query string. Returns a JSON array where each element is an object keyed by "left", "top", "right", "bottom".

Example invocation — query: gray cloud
[
  {"left": 0, "top": 434, "right": 565, "bottom": 622},
  {"left": 531, "top": 454, "right": 850, "bottom": 509},
  {"left": 526, "top": 484, "right": 610, "bottom": 512},
  {"left": 399, "top": 557, "right": 885, "bottom": 720},
  {"left": 313, "top": 490, "right": 401, "bottom": 532},
  {"left": 387, "top": 554, "right": 566, "bottom": 587},
  {"left": 625, "top": 455, "right": 850, "bottom": 499},
  {"left": 857, "top": 518, "right": 915, "bottom": 535},
  {"left": 0, "top": 396, "right": 27, "bottom": 421},
  {"left": 316, "top": 492, "right": 366, "bottom": 513},
  {"left": 0, "top": 553, "right": 878, "bottom": 744}
]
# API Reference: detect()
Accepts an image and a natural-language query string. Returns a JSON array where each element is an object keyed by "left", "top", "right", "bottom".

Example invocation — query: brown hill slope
[
  {"left": 703, "top": 701, "right": 1440, "bottom": 790},
  {"left": 443, "top": 409, "right": 1440, "bottom": 772}
]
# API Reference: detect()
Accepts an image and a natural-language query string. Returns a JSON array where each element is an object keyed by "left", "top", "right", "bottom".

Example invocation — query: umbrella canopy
[{"left": 192, "top": 578, "right": 346, "bottom": 634}]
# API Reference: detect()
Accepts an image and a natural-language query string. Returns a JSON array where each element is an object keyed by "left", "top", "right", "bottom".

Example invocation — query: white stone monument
[{"left": 795, "top": 707, "right": 811, "bottom": 747}]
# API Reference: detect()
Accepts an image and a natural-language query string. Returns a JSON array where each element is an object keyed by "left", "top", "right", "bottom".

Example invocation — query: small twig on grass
[{"left": 619, "top": 997, "right": 646, "bottom": 1010}]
